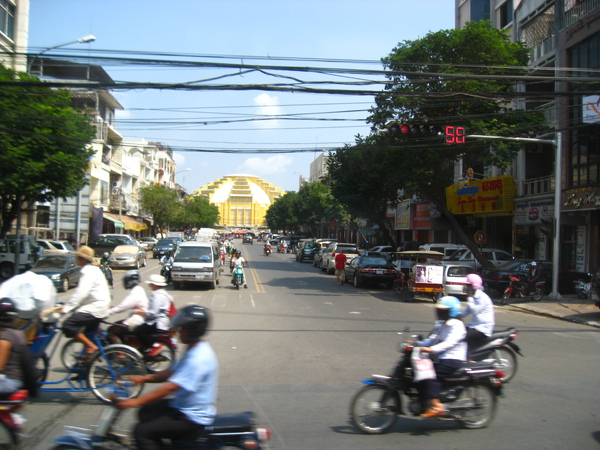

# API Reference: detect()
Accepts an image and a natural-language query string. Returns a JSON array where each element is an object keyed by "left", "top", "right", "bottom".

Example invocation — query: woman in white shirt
[{"left": 416, "top": 296, "right": 467, "bottom": 418}]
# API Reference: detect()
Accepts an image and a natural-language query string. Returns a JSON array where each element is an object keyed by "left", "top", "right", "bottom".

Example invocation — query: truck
[
  {"left": 0, "top": 235, "right": 39, "bottom": 279},
  {"left": 196, "top": 228, "right": 217, "bottom": 242}
]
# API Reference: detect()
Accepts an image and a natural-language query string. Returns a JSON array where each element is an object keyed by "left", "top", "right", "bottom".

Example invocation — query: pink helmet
[{"left": 466, "top": 273, "right": 483, "bottom": 290}]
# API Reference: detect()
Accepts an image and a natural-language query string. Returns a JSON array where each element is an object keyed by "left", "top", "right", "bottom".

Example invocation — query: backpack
[{"left": 168, "top": 300, "right": 178, "bottom": 318}]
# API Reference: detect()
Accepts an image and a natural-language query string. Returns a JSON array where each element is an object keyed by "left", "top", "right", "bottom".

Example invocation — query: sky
[{"left": 28, "top": 0, "right": 456, "bottom": 194}]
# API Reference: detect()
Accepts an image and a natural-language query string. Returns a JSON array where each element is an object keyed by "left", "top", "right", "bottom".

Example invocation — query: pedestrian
[{"left": 334, "top": 250, "right": 347, "bottom": 286}]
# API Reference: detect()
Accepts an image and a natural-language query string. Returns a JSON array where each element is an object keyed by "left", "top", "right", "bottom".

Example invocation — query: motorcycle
[
  {"left": 573, "top": 278, "right": 592, "bottom": 299},
  {"left": 51, "top": 386, "right": 272, "bottom": 449},
  {"left": 0, "top": 390, "right": 28, "bottom": 448},
  {"left": 231, "top": 265, "right": 244, "bottom": 290},
  {"left": 501, "top": 275, "right": 545, "bottom": 305},
  {"left": 160, "top": 261, "right": 172, "bottom": 284},
  {"left": 264, "top": 245, "right": 271, "bottom": 256},
  {"left": 468, "top": 327, "right": 522, "bottom": 383},
  {"left": 349, "top": 337, "right": 503, "bottom": 434},
  {"left": 100, "top": 264, "right": 114, "bottom": 288}
]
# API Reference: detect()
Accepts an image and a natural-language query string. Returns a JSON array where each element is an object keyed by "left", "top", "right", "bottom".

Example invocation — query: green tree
[
  {"left": 139, "top": 184, "right": 181, "bottom": 232},
  {"left": 328, "top": 21, "right": 548, "bottom": 265},
  {"left": 175, "top": 195, "right": 220, "bottom": 229},
  {"left": 265, "top": 191, "right": 299, "bottom": 233},
  {"left": 295, "top": 181, "right": 345, "bottom": 237},
  {"left": 0, "top": 65, "right": 96, "bottom": 237}
]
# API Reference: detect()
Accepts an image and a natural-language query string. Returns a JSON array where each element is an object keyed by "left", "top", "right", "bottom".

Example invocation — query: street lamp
[
  {"left": 27, "top": 35, "right": 96, "bottom": 74},
  {"left": 175, "top": 168, "right": 192, "bottom": 175}
]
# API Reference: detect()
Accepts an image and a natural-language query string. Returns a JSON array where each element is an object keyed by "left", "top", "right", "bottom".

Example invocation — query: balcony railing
[
  {"left": 523, "top": 175, "right": 555, "bottom": 196},
  {"left": 564, "top": 0, "right": 600, "bottom": 29}
]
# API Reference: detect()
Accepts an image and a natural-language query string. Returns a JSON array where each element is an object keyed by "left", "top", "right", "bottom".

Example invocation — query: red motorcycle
[
  {"left": 0, "top": 390, "right": 28, "bottom": 447},
  {"left": 501, "top": 275, "right": 545, "bottom": 305}
]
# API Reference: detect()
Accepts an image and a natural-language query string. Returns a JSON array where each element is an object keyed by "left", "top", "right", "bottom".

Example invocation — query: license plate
[
  {"left": 376, "top": 270, "right": 383, "bottom": 274},
  {"left": 196, "top": 275, "right": 207, "bottom": 280},
  {"left": 118, "top": 261, "right": 125, "bottom": 265}
]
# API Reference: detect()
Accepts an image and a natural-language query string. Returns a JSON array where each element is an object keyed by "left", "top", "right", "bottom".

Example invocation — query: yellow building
[{"left": 194, "top": 174, "right": 283, "bottom": 229}]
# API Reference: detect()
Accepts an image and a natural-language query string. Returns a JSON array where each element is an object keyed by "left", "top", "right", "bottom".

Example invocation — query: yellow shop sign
[{"left": 446, "top": 175, "right": 515, "bottom": 215}]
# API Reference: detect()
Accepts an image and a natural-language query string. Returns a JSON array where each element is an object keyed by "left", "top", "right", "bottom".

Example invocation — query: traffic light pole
[{"left": 467, "top": 133, "right": 562, "bottom": 300}]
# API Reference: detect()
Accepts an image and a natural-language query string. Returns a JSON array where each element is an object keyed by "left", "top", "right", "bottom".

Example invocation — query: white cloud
[
  {"left": 253, "top": 93, "right": 282, "bottom": 129},
  {"left": 238, "top": 155, "right": 293, "bottom": 176}
]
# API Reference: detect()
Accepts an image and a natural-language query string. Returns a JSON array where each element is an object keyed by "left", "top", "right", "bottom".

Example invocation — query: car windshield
[
  {"left": 175, "top": 247, "right": 212, "bottom": 261},
  {"left": 34, "top": 255, "right": 69, "bottom": 269},
  {"left": 337, "top": 246, "right": 357, "bottom": 253},
  {"left": 446, "top": 249, "right": 469, "bottom": 260},
  {"left": 50, "top": 241, "right": 75, "bottom": 251},
  {"left": 447, "top": 266, "right": 470, "bottom": 277},
  {"left": 304, "top": 243, "right": 318, "bottom": 249},
  {"left": 157, "top": 239, "right": 175, "bottom": 246}
]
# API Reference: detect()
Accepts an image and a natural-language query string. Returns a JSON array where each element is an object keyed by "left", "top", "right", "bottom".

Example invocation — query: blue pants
[{"left": 419, "top": 359, "right": 463, "bottom": 399}]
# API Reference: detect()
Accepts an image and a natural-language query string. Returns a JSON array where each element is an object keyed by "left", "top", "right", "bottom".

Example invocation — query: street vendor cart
[{"left": 392, "top": 250, "right": 445, "bottom": 302}]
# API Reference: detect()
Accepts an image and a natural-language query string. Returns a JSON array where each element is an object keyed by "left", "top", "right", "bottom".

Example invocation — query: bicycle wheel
[
  {"left": 87, "top": 346, "right": 146, "bottom": 404},
  {"left": 0, "top": 420, "right": 16, "bottom": 450},
  {"left": 144, "top": 345, "right": 176, "bottom": 373},
  {"left": 350, "top": 384, "right": 400, "bottom": 434},
  {"left": 456, "top": 384, "right": 496, "bottom": 429},
  {"left": 60, "top": 339, "right": 85, "bottom": 370}
]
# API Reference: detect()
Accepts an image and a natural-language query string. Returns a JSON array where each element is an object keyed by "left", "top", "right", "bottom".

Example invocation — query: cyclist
[{"left": 118, "top": 304, "right": 218, "bottom": 449}]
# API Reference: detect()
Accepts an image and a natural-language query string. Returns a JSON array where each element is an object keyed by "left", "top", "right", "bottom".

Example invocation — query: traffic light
[
  {"left": 384, "top": 122, "right": 443, "bottom": 138},
  {"left": 540, "top": 217, "right": 556, "bottom": 237}
]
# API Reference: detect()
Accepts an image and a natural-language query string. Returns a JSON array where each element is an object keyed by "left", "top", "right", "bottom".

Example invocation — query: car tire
[
  {"left": 60, "top": 278, "right": 70, "bottom": 293},
  {"left": 354, "top": 275, "right": 362, "bottom": 288},
  {"left": 0, "top": 263, "right": 14, "bottom": 280}
]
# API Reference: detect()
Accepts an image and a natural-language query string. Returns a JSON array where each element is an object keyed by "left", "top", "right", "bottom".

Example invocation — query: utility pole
[{"left": 467, "top": 133, "right": 562, "bottom": 300}]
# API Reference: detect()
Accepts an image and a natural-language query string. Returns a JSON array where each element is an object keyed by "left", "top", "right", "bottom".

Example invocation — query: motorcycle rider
[
  {"left": 524, "top": 261, "right": 541, "bottom": 296},
  {"left": 264, "top": 240, "right": 271, "bottom": 256},
  {"left": 458, "top": 273, "right": 495, "bottom": 351},
  {"left": 118, "top": 304, "right": 218, "bottom": 450},
  {"left": 106, "top": 270, "right": 149, "bottom": 344},
  {"left": 99, "top": 251, "right": 114, "bottom": 289},
  {"left": 159, "top": 252, "right": 174, "bottom": 284},
  {"left": 231, "top": 250, "right": 248, "bottom": 289},
  {"left": 415, "top": 296, "right": 467, "bottom": 418}
]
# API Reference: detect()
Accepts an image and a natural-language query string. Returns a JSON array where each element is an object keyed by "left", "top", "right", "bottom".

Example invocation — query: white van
[{"left": 171, "top": 241, "right": 221, "bottom": 289}]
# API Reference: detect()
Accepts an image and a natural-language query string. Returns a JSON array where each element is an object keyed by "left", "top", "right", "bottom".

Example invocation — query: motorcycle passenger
[
  {"left": 106, "top": 270, "right": 149, "bottom": 344},
  {"left": 99, "top": 252, "right": 114, "bottom": 289},
  {"left": 134, "top": 274, "right": 173, "bottom": 356},
  {"left": 415, "top": 296, "right": 467, "bottom": 418},
  {"left": 458, "top": 273, "right": 495, "bottom": 351},
  {"left": 60, "top": 245, "right": 111, "bottom": 359},
  {"left": 524, "top": 261, "right": 541, "bottom": 296},
  {"left": 231, "top": 250, "right": 248, "bottom": 289},
  {"left": 118, "top": 305, "right": 218, "bottom": 450},
  {"left": 0, "top": 298, "right": 33, "bottom": 395},
  {"left": 264, "top": 241, "right": 271, "bottom": 255}
]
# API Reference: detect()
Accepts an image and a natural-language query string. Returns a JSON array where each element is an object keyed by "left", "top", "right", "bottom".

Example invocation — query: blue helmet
[{"left": 436, "top": 296, "right": 462, "bottom": 318}]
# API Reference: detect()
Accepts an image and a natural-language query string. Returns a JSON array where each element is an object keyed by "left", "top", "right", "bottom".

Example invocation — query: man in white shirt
[
  {"left": 60, "top": 245, "right": 111, "bottom": 358},
  {"left": 230, "top": 250, "right": 247, "bottom": 289},
  {"left": 107, "top": 270, "right": 149, "bottom": 344},
  {"left": 458, "top": 273, "right": 495, "bottom": 351}
]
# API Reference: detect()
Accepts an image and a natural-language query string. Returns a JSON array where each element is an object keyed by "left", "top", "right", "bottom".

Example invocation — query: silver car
[{"left": 108, "top": 245, "right": 147, "bottom": 269}]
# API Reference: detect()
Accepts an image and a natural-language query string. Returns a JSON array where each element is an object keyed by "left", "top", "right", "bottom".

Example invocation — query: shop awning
[
  {"left": 103, "top": 213, "right": 124, "bottom": 229},
  {"left": 104, "top": 213, "right": 147, "bottom": 231}
]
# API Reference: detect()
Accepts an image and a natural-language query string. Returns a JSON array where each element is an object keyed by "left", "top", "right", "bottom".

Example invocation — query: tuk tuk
[{"left": 392, "top": 250, "right": 445, "bottom": 302}]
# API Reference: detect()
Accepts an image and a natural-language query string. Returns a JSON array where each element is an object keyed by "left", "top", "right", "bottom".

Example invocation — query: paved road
[{"left": 19, "top": 242, "right": 600, "bottom": 449}]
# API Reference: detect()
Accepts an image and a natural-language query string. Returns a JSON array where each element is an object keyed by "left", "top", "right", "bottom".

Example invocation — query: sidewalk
[{"left": 493, "top": 292, "right": 600, "bottom": 328}]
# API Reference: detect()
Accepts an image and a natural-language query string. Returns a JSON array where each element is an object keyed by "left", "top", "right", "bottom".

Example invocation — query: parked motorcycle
[
  {"left": 232, "top": 265, "right": 244, "bottom": 290},
  {"left": 349, "top": 337, "right": 504, "bottom": 434},
  {"left": 468, "top": 327, "right": 522, "bottom": 383},
  {"left": 573, "top": 278, "right": 592, "bottom": 299},
  {"left": 51, "top": 390, "right": 272, "bottom": 449},
  {"left": 501, "top": 275, "right": 545, "bottom": 305},
  {"left": 264, "top": 245, "right": 271, "bottom": 256}
]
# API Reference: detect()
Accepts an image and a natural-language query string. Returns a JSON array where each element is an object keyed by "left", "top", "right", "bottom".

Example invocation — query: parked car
[
  {"left": 368, "top": 245, "right": 395, "bottom": 258},
  {"left": 109, "top": 245, "right": 147, "bottom": 269},
  {"left": 443, "top": 264, "right": 473, "bottom": 299},
  {"left": 444, "top": 248, "right": 514, "bottom": 271},
  {"left": 419, "top": 243, "right": 467, "bottom": 258},
  {"left": 312, "top": 247, "right": 327, "bottom": 268},
  {"left": 138, "top": 237, "right": 158, "bottom": 251},
  {"left": 242, "top": 234, "right": 253, "bottom": 245},
  {"left": 482, "top": 259, "right": 590, "bottom": 295},
  {"left": 321, "top": 242, "right": 360, "bottom": 274},
  {"left": 36, "top": 240, "right": 75, "bottom": 254},
  {"left": 31, "top": 253, "right": 81, "bottom": 292},
  {"left": 87, "top": 234, "right": 139, "bottom": 257},
  {"left": 296, "top": 241, "right": 320, "bottom": 262},
  {"left": 152, "top": 239, "right": 178, "bottom": 259},
  {"left": 343, "top": 253, "right": 397, "bottom": 288}
]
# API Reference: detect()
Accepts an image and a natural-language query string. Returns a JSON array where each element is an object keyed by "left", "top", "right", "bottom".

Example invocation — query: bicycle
[{"left": 27, "top": 313, "right": 147, "bottom": 404}]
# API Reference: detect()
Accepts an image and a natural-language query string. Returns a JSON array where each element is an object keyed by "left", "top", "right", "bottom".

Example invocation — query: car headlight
[{"left": 51, "top": 274, "right": 61, "bottom": 280}]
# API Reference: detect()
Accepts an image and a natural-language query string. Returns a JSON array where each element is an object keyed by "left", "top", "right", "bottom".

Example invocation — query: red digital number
[{"left": 445, "top": 126, "right": 466, "bottom": 144}]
